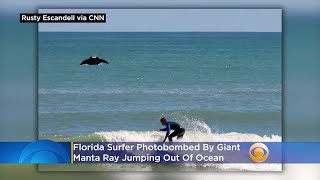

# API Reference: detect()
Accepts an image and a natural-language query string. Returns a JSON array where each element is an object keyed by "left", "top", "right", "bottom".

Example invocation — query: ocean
[
  {"left": 39, "top": 32, "right": 282, "bottom": 139},
  {"left": 38, "top": 32, "right": 281, "bottom": 171}
]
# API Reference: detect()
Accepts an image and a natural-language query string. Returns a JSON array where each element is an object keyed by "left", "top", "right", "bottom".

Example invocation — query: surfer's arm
[
  {"left": 162, "top": 122, "right": 170, "bottom": 135},
  {"left": 161, "top": 122, "right": 171, "bottom": 142}
]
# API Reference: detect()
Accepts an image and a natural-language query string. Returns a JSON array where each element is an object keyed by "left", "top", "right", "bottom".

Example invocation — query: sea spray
[{"left": 164, "top": 111, "right": 213, "bottom": 134}]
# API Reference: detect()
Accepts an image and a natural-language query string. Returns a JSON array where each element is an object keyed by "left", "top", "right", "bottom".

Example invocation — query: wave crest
[{"left": 40, "top": 131, "right": 281, "bottom": 143}]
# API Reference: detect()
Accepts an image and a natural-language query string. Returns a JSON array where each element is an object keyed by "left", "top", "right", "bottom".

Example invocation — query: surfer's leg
[
  {"left": 168, "top": 130, "right": 179, "bottom": 142},
  {"left": 177, "top": 128, "right": 185, "bottom": 140}
]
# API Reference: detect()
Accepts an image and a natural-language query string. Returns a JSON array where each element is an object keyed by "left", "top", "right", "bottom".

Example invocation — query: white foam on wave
[
  {"left": 95, "top": 131, "right": 281, "bottom": 142},
  {"left": 95, "top": 114, "right": 280, "bottom": 142}
]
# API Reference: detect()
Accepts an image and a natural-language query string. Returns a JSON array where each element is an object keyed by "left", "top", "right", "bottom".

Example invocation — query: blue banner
[
  {"left": 0, "top": 141, "right": 320, "bottom": 164},
  {"left": 282, "top": 142, "right": 320, "bottom": 163},
  {"left": 71, "top": 142, "right": 281, "bottom": 164}
]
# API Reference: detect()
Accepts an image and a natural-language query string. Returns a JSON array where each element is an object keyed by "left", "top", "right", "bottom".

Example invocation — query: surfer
[{"left": 156, "top": 117, "right": 185, "bottom": 142}]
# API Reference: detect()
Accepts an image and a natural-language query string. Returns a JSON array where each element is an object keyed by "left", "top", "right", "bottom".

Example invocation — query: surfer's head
[{"left": 160, "top": 117, "right": 167, "bottom": 125}]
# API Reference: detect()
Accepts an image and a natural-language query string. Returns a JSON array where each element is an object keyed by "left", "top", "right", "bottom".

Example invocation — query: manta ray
[{"left": 80, "top": 56, "right": 109, "bottom": 65}]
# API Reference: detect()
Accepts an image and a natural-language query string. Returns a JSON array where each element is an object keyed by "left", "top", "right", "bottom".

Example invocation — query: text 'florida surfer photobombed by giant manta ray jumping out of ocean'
[{"left": 80, "top": 56, "right": 109, "bottom": 65}]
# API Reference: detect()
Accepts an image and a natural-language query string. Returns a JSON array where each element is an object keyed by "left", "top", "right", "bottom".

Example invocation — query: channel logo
[{"left": 249, "top": 143, "right": 269, "bottom": 163}]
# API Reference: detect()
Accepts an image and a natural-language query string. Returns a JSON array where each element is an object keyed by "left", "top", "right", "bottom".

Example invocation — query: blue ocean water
[{"left": 39, "top": 32, "right": 281, "bottom": 138}]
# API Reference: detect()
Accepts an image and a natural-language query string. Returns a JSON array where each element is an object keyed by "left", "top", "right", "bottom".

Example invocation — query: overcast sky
[{"left": 38, "top": 9, "right": 282, "bottom": 32}]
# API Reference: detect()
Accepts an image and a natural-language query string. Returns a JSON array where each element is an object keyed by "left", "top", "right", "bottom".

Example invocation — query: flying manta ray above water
[{"left": 80, "top": 56, "right": 109, "bottom": 65}]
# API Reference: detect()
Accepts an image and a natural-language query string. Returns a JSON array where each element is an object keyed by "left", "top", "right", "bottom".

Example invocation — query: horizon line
[{"left": 38, "top": 31, "right": 282, "bottom": 33}]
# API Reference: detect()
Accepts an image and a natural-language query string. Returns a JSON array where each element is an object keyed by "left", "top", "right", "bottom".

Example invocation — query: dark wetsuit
[{"left": 160, "top": 121, "right": 185, "bottom": 142}]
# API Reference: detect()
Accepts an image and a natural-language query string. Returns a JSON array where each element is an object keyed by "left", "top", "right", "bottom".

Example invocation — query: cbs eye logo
[
  {"left": 19, "top": 140, "right": 70, "bottom": 164},
  {"left": 249, "top": 143, "right": 269, "bottom": 163}
]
